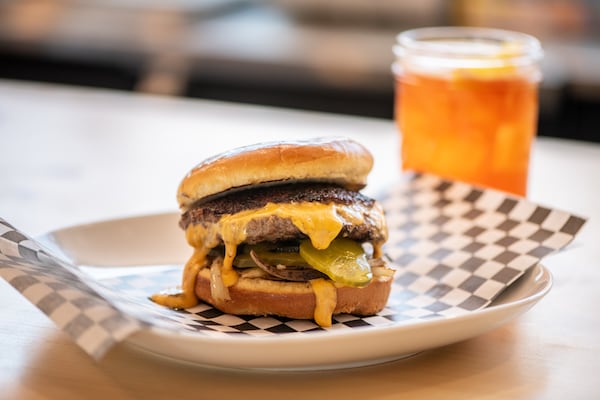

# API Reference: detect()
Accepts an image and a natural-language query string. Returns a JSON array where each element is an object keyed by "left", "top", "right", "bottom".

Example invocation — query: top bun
[{"left": 177, "top": 137, "right": 374, "bottom": 210}]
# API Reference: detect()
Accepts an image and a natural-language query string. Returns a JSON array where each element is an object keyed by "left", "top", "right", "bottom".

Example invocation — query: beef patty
[{"left": 180, "top": 182, "right": 385, "bottom": 245}]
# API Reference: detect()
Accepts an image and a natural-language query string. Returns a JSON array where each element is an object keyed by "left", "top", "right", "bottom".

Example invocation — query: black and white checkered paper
[
  {"left": 0, "top": 174, "right": 587, "bottom": 359},
  {"left": 0, "top": 221, "right": 143, "bottom": 358}
]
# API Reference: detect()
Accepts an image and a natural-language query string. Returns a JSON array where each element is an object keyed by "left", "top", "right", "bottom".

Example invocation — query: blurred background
[{"left": 0, "top": 0, "right": 598, "bottom": 142}]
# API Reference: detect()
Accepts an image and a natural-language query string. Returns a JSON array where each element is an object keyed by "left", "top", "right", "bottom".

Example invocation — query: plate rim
[
  {"left": 38, "top": 212, "right": 553, "bottom": 370},
  {"left": 125, "top": 263, "right": 551, "bottom": 370}
]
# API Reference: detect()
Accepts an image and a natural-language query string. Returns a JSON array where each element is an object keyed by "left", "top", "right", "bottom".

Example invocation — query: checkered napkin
[
  {"left": 0, "top": 221, "right": 143, "bottom": 358},
  {"left": 0, "top": 173, "right": 587, "bottom": 360}
]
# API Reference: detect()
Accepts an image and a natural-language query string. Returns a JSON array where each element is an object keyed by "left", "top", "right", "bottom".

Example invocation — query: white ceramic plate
[{"left": 41, "top": 212, "right": 552, "bottom": 371}]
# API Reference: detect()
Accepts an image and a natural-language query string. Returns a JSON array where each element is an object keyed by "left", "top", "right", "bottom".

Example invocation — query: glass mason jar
[{"left": 393, "top": 27, "right": 543, "bottom": 196}]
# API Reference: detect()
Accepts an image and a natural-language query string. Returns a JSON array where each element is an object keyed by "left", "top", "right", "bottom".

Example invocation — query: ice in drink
[{"left": 394, "top": 28, "right": 542, "bottom": 196}]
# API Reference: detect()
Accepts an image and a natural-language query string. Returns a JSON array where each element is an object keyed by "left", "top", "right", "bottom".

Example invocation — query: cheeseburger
[{"left": 152, "top": 137, "right": 394, "bottom": 327}]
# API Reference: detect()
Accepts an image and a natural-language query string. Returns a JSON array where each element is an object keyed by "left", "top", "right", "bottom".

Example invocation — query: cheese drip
[
  {"left": 150, "top": 248, "right": 208, "bottom": 308},
  {"left": 154, "top": 200, "right": 386, "bottom": 322},
  {"left": 310, "top": 278, "right": 337, "bottom": 327}
]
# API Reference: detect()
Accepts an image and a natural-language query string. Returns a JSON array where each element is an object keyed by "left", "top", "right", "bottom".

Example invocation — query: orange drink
[{"left": 393, "top": 27, "right": 542, "bottom": 196}]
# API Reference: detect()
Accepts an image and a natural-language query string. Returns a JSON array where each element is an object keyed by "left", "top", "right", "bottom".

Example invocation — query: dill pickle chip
[{"left": 299, "top": 239, "right": 372, "bottom": 287}]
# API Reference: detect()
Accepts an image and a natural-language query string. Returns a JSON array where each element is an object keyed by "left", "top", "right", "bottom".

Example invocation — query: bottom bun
[{"left": 195, "top": 266, "right": 393, "bottom": 320}]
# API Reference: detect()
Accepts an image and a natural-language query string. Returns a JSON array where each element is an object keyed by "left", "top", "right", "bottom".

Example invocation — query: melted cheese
[
  {"left": 310, "top": 278, "right": 337, "bottom": 327},
  {"left": 150, "top": 248, "right": 208, "bottom": 309},
  {"left": 153, "top": 200, "right": 386, "bottom": 324}
]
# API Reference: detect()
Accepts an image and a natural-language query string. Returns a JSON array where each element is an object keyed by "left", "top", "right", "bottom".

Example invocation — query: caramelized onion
[
  {"left": 249, "top": 250, "right": 327, "bottom": 282},
  {"left": 210, "top": 258, "right": 231, "bottom": 302}
]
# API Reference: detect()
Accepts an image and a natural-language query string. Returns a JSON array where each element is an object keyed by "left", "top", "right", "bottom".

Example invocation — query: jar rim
[{"left": 394, "top": 26, "right": 543, "bottom": 62}]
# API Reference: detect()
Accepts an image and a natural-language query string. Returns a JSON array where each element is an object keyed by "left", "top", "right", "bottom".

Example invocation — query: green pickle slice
[{"left": 299, "top": 238, "right": 372, "bottom": 287}]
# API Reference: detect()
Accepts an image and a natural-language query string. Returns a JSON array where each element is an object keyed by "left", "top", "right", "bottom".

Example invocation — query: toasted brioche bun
[
  {"left": 195, "top": 266, "right": 393, "bottom": 319},
  {"left": 177, "top": 137, "right": 374, "bottom": 210}
]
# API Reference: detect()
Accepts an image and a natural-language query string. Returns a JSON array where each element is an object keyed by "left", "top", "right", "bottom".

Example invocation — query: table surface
[{"left": 1, "top": 79, "right": 599, "bottom": 399}]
